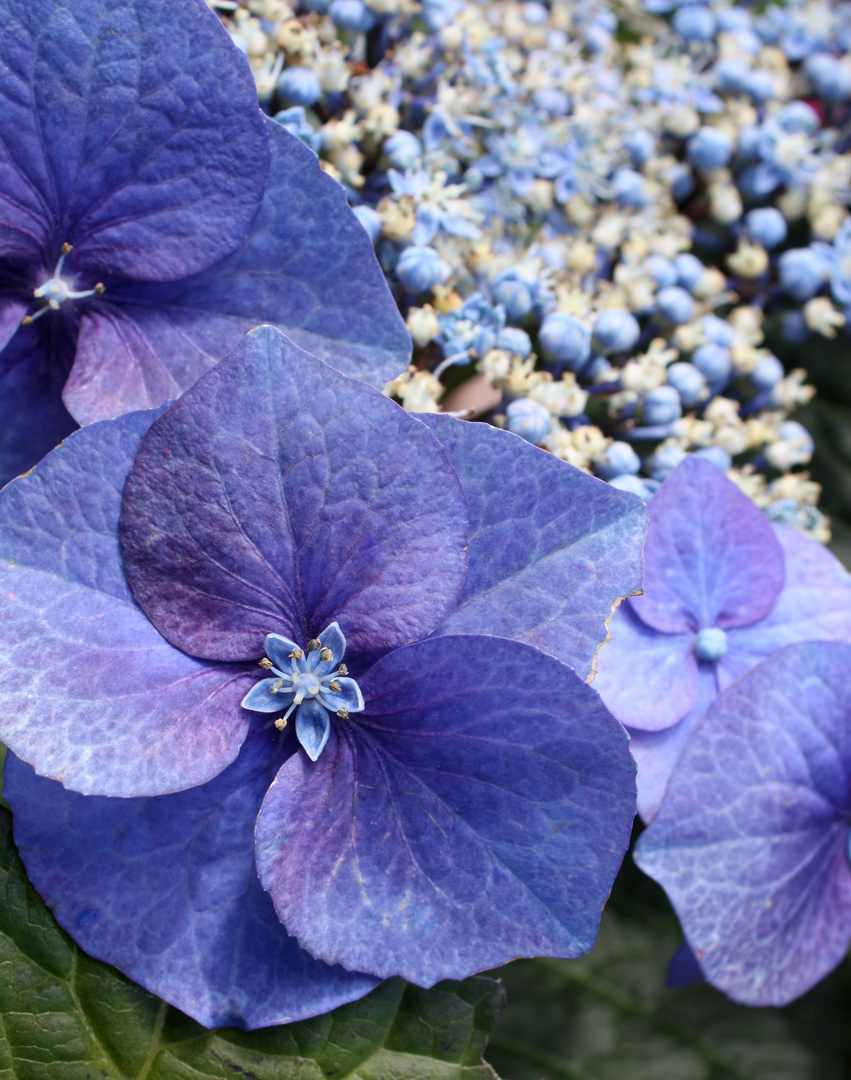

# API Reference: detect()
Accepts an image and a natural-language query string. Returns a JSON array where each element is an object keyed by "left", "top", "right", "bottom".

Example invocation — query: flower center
[
  {"left": 240, "top": 621, "right": 364, "bottom": 761},
  {"left": 22, "top": 243, "right": 104, "bottom": 326},
  {"left": 695, "top": 626, "right": 728, "bottom": 662}
]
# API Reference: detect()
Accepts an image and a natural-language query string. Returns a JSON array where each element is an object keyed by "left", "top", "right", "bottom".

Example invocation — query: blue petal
[
  {"left": 255, "top": 634, "right": 636, "bottom": 985},
  {"left": 419, "top": 414, "right": 647, "bottom": 678},
  {"left": 4, "top": 723, "right": 376, "bottom": 1030},
  {"left": 295, "top": 698, "right": 331, "bottom": 762},
  {"left": 636, "top": 642, "right": 851, "bottom": 1005},
  {"left": 318, "top": 622, "right": 347, "bottom": 664},
  {"left": 265, "top": 633, "right": 303, "bottom": 670},
  {"left": 318, "top": 677, "right": 364, "bottom": 714},
  {"left": 241, "top": 677, "right": 294, "bottom": 713}
]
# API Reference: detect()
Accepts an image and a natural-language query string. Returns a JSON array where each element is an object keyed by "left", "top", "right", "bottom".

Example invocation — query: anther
[
  {"left": 259, "top": 657, "right": 274, "bottom": 669},
  {"left": 61, "top": 242, "right": 73, "bottom": 256},
  {"left": 289, "top": 647, "right": 304, "bottom": 660},
  {"left": 309, "top": 685, "right": 320, "bottom": 695},
  {"left": 274, "top": 717, "right": 288, "bottom": 731},
  {"left": 270, "top": 679, "right": 284, "bottom": 694},
  {"left": 307, "top": 638, "right": 321, "bottom": 652},
  {"left": 336, "top": 707, "right": 349, "bottom": 719},
  {"left": 328, "top": 679, "right": 342, "bottom": 692},
  {"left": 94, "top": 283, "right": 105, "bottom": 296},
  {"left": 338, "top": 664, "right": 349, "bottom": 676},
  {"left": 318, "top": 647, "right": 334, "bottom": 662}
]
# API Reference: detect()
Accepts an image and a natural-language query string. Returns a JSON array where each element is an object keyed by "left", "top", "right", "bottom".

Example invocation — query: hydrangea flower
[
  {"left": 594, "top": 457, "right": 851, "bottom": 821},
  {"left": 0, "top": 325, "right": 645, "bottom": 1028},
  {"left": 636, "top": 642, "right": 851, "bottom": 1006},
  {"left": 0, "top": 0, "right": 409, "bottom": 486}
]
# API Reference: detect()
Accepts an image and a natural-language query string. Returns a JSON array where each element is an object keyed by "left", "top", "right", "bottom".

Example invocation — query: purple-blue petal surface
[
  {"left": 721, "top": 523, "right": 851, "bottom": 686},
  {"left": 120, "top": 326, "right": 469, "bottom": 664},
  {"left": 255, "top": 634, "right": 636, "bottom": 985},
  {"left": 636, "top": 642, "right": 851, "bottom": 1005},
  {"left": 62, "top": 119, "right": 410, "bottom": 424},
  {"left": 0, "top": 409, "right": 252, "bottom": 795},
  {"left": 4, "top": 721, "right": 376, "bottom": 1030},
  {"left": 594, "top": 600, "right": 697, "bottom": 732},
  {"left": 631, "top": 457, "right": 784, "bottom": 634},
  {"left": 418, "top": 415, "right": 648, "bottom": 678},
  {"left": 0, "top": 320, "right": 77, "bottom": 487},
  {"left": 627, "top": 664, "right": 719, "bottom": 822},
  {"left": 0, "top": 0, "right": 268, "bottom": 278}
]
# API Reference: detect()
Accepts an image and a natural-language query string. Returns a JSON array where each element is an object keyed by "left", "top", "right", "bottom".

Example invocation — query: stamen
[
  {"left": 328, "top": 679, "right": 342, "bottom": 692},
  {"left": 259, "top": 657, "right": 274, "bottom": 669},
  {"left": 318, "top": 647, "right": 334, "bottom": 662},
  {"left": 336, "top": 707, "right": 349, "bottom": 719},
  {"left": 274, "top": 716, "right": 288, "bottom": 730},
  {"left": 307, "top": 638, "right": 321, "bottom": 652},
  {"left": 270, "top": 679, "right": 284, "bottom": 694},
  {"left": 338, "top": 664, "right": 349, "bottom": 676},
  {"left": 294, "top": 690, "right": 305, "bottom": 705},
  {"left": 309, "top": 685, "right": 320, "bottom": 695},
  {"left": 289, "top": 647, "right": 304, "bottom": 660}
]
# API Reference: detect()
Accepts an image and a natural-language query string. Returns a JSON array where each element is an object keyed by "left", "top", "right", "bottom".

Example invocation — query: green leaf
[
  {"left": 0, "top": 805, "right": 504, "bottom": 1080},
  {"left": 485, "top": 907, "right": 816, "bottom": 1080}
]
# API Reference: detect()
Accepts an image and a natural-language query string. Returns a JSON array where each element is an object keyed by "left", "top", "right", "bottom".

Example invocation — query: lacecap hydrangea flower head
[
  {"left": 0, "top": 326, "right": 646, "bottom": 1029},
  {"left": 594, "top": 457, "right": 851, "bottom": 821},
  {"left": 637, "top": 641, "right": 851, "bottom": 1007},
  {"left": 0, "top": 0, "right": 408, "bottom": 486}
]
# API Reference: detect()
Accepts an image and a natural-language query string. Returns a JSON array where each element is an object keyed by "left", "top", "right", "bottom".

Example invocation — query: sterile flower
[
  {"left": 636, "top": 642, "right": 851, "bottom": 1005},
  {"left": 594, "top": 457, "right": 851, "bottom": 821},
  {"left": 0, "top": 326, "right": 646, "bottom": 1030},
  {"left": 0, "top": 0, "right": 409, "bottom": 486}
]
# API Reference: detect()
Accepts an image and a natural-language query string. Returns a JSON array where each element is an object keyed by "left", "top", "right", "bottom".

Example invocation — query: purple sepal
[
  {"left": 418, "top": 415, "right": 648, "bottom": 678},
  {"left": 594, "top": 600, "right": 697, "bottom": 732},
  {"left": 255, "top": 634, "right": 636, "bottom": 985},
  {"left": 120, "top": 326, "right": 468, "bottom": 663},
  {"left": 666, "top": 942, "right": 705, "bottom": 988},
  {"left": 63, "top": 119, "right": 410, "bottom": 424},
  {"left": 0, "top": 0, "right": 268, "bottom": 278},
  {"left": 0, "top": 409, "right": 252, "bottom": 796},
  {"left": 4, "top": 722, "right": 377, "bottom": 1030},
  {"left": 631, "top": 457, "right": 784, "bottom": 634},
  {"left": 628, "top": 664, "right": 719, "bottom": 822},
  {"left": 0, "top": 320, "right": 77, "bottom": 487},
  {"left": 721, "top": 524, "right": 851, "bottom": 686},
  {"left": 636, "top": 642, "right": 851, "bottom": 1006}
]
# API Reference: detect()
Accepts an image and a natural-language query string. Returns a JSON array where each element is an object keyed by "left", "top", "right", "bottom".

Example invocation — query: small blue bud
[
  {"left": 594, "top": 440, "right": 641, "bottom": 481},
  {"left": 352, "top": 205, "right": 382, "bottom": 244},
  {"left": 744, "top": 207, "right": 787, "bottom": 250},
  {"left": 716, "top": 7, "right": 751, "bottom": 32},
  {"left": 649, "top": 443, "right": 687, "bottom": 481},
  {"left": 805, "top": 53, "right": 851, "bottom": 102},
  {"left": 533, "top": 88, "right": 571, "bottom": 116},
  {"left": 673, "top": 4, "right": 716, "bottom": 41},
  {"left": 778, "top": 248, "right": 827, "bottom": 302},
  {"left": 496, "top": 327, "right": 532, "bottom": 357},
  {"left": 277, "top": 66, "right": 322, "bottom": 106},
  {"left": 695, "top": 446, "right": 732, "bottom": 470},
  {"left": 329, "top": 0, "right": 378, "bottom": 32},
  {"left": 396, "top": 246, "right": 442, "bottom": 292},
  {"left": 714, "top": 57, "right": 749, "bottom": 95},
  {"left": 612, "top": 169, "right": 647, "bottom": 208},
  {"left": 750, "top": 354, "right": 784, "bottom": 391},
  {"left": 666, "top": 362, "right": 707, "bottom": 407},
  {"left": 742, "top": 69, "right": 775, "bottom": 103},
  {"left": 781, "top": 310, "right": 812, "bottom": 343},
  {"left": 538, "top": 312, "right": 592, "bottom": 370},
  {"left": 691, "top": 343, "right": 733, "bottom": 388},
  {"left": 609, "top": 474, "right": 658, "bottom": 500},
  {"left": 643, "top": 385, "right": 682, "bottom": 425},
  {"left": 645, "top": 255, "right": 678, "bottom": 289},
  {"left": 777, "top": 101, "right": 820, "bottom": 135},
  {"left": 695, "top": 626, "right": 728, "bottom": 661},
  {"left": 686, "top": 127, "right": 733, "bottom": 172},
  {"left": 674, "top": 253, "right": 704, "bottom": 293},
  {"left": 505, "top": 398, "right": 551, "bottom": 444},
  {"left": 624, "top": 129, "right": 655, "bottom": 166},
  {"left": 656, "top": 286, "right": 695, "bottom": 325},
  {"left": 669, "top": 164, "right": 695, "bottom": 202},
  {"left": 593, "top": 309, "right": 641, "bottom": 354},
  {"left": 384, "top": 130, "right": 423, "bottom": 171},
  {"left": 778, "top": 420, "right": 814, "bottom": 457},
  {"left": 492, "top": 274, "right": 534, "bottom": 322},
  {"left": 699, "top": 314, "right": 736, "bottom": 347},
  {"left": 301, "top": 0, "right": 330, "bottom": 10}
]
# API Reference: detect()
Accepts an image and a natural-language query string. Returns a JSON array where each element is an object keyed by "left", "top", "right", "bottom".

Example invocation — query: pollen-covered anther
[
  {"left": 328, "top": 679, "right": 342, "bottom": 692},
  {"left": 289, "top": 647, "right": 304, "bottom": 660},
  {"left": 259, "top": 657, "right": 274, "bottom": 669},
  {"left": 306, "top": 638, "right": 321, "bottom": 652},
  {"left": 336, "top": 707, "right": 349, "bottom": 719},
  {"left": 270, "top": 679, "right": 284, "bottom": 693},
  {"left": 274, "top": 717, "right": 288, "bottom": 731},
  {"left": 338, "top": 664, "right": 348, "bottom": 676},
  {"left": 318, "top": 647, "right": 333, "bottom": 662}
]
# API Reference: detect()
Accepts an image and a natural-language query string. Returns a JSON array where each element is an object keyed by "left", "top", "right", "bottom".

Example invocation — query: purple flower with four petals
[{"left": 0, "top": 326, "right": 646, "bottom": 1028}]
